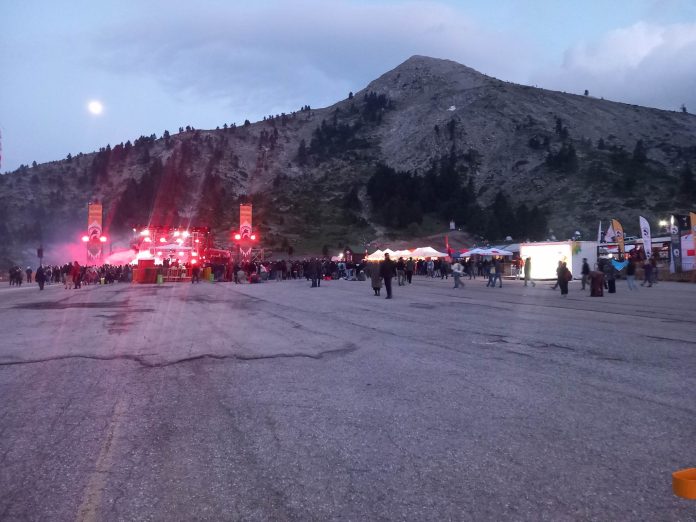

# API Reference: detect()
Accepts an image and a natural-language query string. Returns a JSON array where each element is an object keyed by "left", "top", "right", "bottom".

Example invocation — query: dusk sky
[{"left": 2, "top": 0, "right": 695, "bottom": 173}]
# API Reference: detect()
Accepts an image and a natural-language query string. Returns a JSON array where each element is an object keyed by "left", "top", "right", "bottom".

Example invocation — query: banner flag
[
  {"left": 690, "top": 212, "right": 696, "bottom": 258},
  {"left": 604, "top": 222, "right": 615, "bottom": 243},
  {"left": 683, "top": 213, "right": 696, "bottom": 271},
  {"left": 639, "top": 216, "right": 652, "bottom": 260},
  {"left": 597, "top": 221, "right": 602, "bottom": 243},
  {"left": 87, "top": 202, "right": 103, "bottom": 261},
  {"left": 612, "top": 219, "right": 624, "bottom": 255},
  {"left": 239, "top": 204, "right": 252, "bottom": 239},
  {"left": 670, "top": 215, "right": 683, "bottom": 273}
]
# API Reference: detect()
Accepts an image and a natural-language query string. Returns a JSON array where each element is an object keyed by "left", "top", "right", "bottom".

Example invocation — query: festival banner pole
[
  {"left": 597, "top": 220, "right": 602, "bottom": 243},
  {"left": 670, "top": 215, "right": 682, "bottom": 273},
  {"left": 612, "top": 219, "right": 624, "bottom": 257},
  {"left": 639, "top": 216, "right": 652, "bottom": 260}
]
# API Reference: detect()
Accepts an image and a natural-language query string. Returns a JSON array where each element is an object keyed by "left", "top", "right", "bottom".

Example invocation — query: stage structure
[
  {"left": 81, "top": 201, "right": 107, "bottom": 263},
  {"left": 131, "top": 225, "right": 215, "bottom": 265},
  {"left": 232, "top": 203, "right": 260, "bottom": 263}
]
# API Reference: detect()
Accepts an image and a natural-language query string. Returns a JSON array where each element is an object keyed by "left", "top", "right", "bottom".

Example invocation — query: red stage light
[
  {"left": 99, "top": 236, "right": 107, "bottom": 243},
  {"left": 250, "top": 234, "right": 256, "bottom": 240},
  {"left": 159, "top": 237, "right": 167, "bottom": 243},
  {"left": 81, "top": 235, "right": 89, "bottom": 242},
  {"left": 234, "top": 233, "right": 241, "bottom": 240},
  {"left": 144, "top": 237, "right": 152, "bottom": 243},
  {"left": 191, "top": 259, "right": 197, "bottom": 264}
]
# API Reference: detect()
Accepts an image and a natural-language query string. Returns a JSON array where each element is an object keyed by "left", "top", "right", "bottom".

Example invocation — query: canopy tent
[
  {"left": 491, "top": 243, "right": 520, "bottom": 253},
  {"left": 463, "top": 247, "right": 513, "bottom": 256},
  {"left": 365, "top": 249, "right": 385, "bottom": 261},
  {"left": 410, "top": 246, "right": 448, "bottom": 258},
  {"left": 367, "top": 246, "right": 447, "bottom": 260},
  {"left": 486, "top": 248, "right": 514, "bottom": 256}
]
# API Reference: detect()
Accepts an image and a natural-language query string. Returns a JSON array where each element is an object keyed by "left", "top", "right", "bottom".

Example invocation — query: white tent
[
  {"left": 485, "top": 248, "right": 514, "bottom": 256},
  {"left": 366, "top": 249, "right": 385, "bottom": 261},
  {"left": 392, "top": 249, "right": 413, "bottom": 258},
  {"left": 411, "top": 246, "right": 448, "bottom": 258}
]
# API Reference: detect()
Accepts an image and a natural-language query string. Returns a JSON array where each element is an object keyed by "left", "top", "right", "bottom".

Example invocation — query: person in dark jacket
[
  {"left": 523, "top": 257, "right": 535, "bottom": 287},
  {"left": 310, "top": 258, "right": 322, "bottom": 288},
  {"left": 380, "top": 253, "right": 396, "bottom": 299},
  {"left": 581, "top": 258, "right": 590, "bottom": 291},
  {"left": 558, "top": 262, "right": 571, "bottom": 297},
  {"left": 405, "top": 257, "right": 415, "bottom": 284},
  {"left": 551, "top": 261, "right": 563, "bottom": 290},
  {"left": 35, "top": 265, "right": 46, "bottom": 291},
  {"left": 626, "top": 258, "right": 637, "bottom": 290},
  {"left": 604, "top": 260, "right": 617, "bottom": 294}
]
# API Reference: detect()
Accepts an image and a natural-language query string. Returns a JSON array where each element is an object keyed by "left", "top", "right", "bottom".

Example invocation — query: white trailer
[{"left": 519, "top": 241, "right": 598, "bottom": 280}]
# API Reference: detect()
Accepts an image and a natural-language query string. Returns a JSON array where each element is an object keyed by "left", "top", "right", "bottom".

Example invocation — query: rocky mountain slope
[{"left": 1, "top": 55, "right": 695, "bottom": 265}]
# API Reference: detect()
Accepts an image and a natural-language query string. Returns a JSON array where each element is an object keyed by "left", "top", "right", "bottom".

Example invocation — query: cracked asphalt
[{"left": 1, "top": 277, "right": 695, "bottom": 521}]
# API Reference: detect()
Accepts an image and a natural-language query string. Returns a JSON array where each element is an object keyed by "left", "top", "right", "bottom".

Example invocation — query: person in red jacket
[{"left": 71, "top": 261, "right": 81, "bottom": 289}]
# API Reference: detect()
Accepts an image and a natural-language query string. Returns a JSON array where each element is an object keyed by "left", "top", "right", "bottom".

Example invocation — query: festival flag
[
  {"left": 86, "top": 201, "right": 103, "bottom": 261},
  {"left": 670, "top": 214, "right": 682, "bottom": 273},
  {"left": 612, "top": 219, "right": 624, "bottom": 255},
  {"left": 239, "top": 203, "right": 252, "bottom": 238},
  {"left": 691, "top": 212, "right": 696, "bottom": 258},
  {"left": 597, "top": 220, "right": 602, "bottom": 243},
  {"left": 604, "top": 222, "right": 615, "bottom": 243},
  {"left": 445, "top": 234, "right": 452, "bottom": 256},
  {"left": 639, "top": 216, "right": 652, "bottom": 260}
]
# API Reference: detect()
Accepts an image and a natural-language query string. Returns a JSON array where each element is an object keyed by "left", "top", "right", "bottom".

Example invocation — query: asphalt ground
[{"left": 1, "top": 275, "right": 695, "bottom": 521}]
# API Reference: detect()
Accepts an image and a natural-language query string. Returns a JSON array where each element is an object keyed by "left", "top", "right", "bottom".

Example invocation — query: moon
[{"left": 87, "top": 100, "right": 103, "bottom": 115}]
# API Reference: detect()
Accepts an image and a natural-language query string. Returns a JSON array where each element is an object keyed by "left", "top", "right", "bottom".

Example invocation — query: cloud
[
  {"left": 533, "top": 21, "right": 696, "bottom": 112},
  {"left": 91, "top": 0, "right": 536, "bottom": 117}
]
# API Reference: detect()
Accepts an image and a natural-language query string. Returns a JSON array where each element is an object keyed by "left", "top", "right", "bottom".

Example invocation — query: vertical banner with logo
[
  {"left": 597, "top": 221, "right": 602, "bottom": 243},
  {"left": 682, "top": 213, "right": 695, "bottom": 271},
  {"left": 639, "top": 216, "right": 652, "bottom": 260},
  {"left": 87, "top": 202, "right": 103, "bottom": 261},
  {"left": 239, "top": 204, "right": 253, "bottom": 238},
  {"left": 612, "top": 219, "right": 624, "bottom": 256},
  {"left": 604, "top": 222, "right": 615, "bottom": 243},
  {"left": 670, "top": 214, "right": 683, "bottom": 273}
]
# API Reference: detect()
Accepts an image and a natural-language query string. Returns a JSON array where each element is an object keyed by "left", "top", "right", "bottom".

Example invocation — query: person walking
[
  {"left": 452, "top": 259, "right": 464, "bottom": 288},
  {"left": 25, "top": 267, "right": 33, "bottom": 284},
  {"left": 581, "top": 258, "right": 590, "bottom": 291},
  {"left": 35, "top": 265, "right": 46, "bottom": 291},
  {"left": 486, "top": 261, "right": 496, "bottom": 287},
  {"left": 71, "top": 261, "right": 81, "bottom": 289},
  {"left": 492, "top": 259, "right": 503, "bottom": 288},
  {"left": 405, "top": 257, "right": 415, "bottom": 284},
  {"left": 523, "top": 257, "right": 536, "bottom": 287},
  {"left": 641, "top": 259, "right": 653, "bottom": 287},
  {"left": 191, "top": 264, "right": 201, "bottom": 283},
  {"left": 551, "top": 261, "right": 563, "bottom": 290},
  {"left": 559, "top": 262, "right": 571, "bottom": 297},
  {"left": 604, "top": 260, "right": 617, "bottom": 294},
  {"left": 380, "top": 253, "right": 396, "bottom": 299},
  {"left": 396, "top": 257, "right": 406, "bottom": 286},
  {"left": 626, "top": 258, "right": 638, "bottom": 290},
  {"left": 650, "top": 254, "right": 658, "bottom": 285}
]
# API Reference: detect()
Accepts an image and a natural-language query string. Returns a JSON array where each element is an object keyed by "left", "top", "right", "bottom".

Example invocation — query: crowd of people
[
  {"left": 7, "top": 262, "right": 132, "bottom": 290},
  {"left": 7, "top": 251, "right": 665, "bottom": 300}
]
